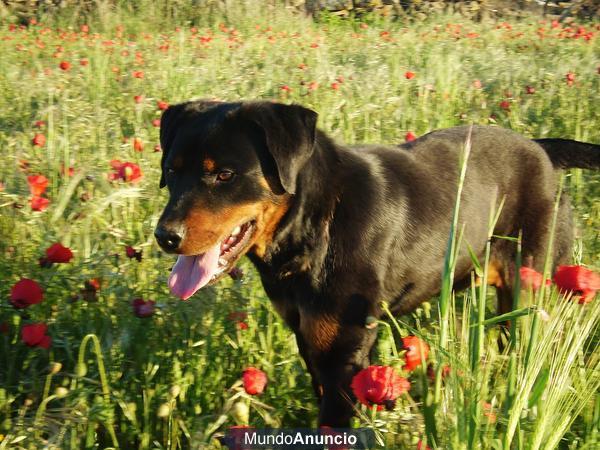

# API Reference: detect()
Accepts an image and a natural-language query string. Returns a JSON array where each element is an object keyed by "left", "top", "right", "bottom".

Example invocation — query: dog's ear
[
  {"left": 158, "top": 100, "right": 223, "bottom": 188},
  {"left": 241, "top": 102, "right": 317, "bottom": 195}
]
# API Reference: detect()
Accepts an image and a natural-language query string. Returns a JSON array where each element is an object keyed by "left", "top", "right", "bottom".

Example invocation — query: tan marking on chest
[{"left": 300, "top": 313, "right": 339, "bottom": 352}]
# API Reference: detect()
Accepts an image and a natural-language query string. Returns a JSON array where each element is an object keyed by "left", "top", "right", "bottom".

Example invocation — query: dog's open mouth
[{"left": 168, "top": 220, "right": 256, "bottom": 300}]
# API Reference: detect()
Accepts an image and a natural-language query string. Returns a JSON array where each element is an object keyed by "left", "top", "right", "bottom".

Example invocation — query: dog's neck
[{"left": 248, "top": 130, "right": 342, "bottom": 288}]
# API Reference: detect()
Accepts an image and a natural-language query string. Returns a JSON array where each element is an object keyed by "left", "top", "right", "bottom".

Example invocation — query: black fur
[{"left": 155, "top": 100, "right": 600, "bottom": 427}]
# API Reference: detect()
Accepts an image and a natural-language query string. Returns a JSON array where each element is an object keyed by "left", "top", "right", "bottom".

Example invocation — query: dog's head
[{"left": 155, "top": 100, "right": 317, "bottom": 299}]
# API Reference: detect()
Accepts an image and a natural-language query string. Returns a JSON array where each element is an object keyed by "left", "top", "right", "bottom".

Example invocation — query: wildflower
[
  {"left": 157, "top": 100, "right": 169, "bottom": 111},
  {"left": 417, "top": 440, "right": 432, "bottom": 450},
  {"left": 21, "top": 323, "right": 51, "bottom": 349},
  {"left": 280, "top": 85, "right": 291, "bottom": 93},
  {"left": 553, "top": 265, "right": 600, "bottom": 304},
  {"left": 10, "top": 278, "right": 44, "bottom": 309},
  {"left": 30, "top": 196, "right": 50, "bottom": 211},
  {"left": 350, "top": 365, "right": 410, "bottom": 410},
  {"left": 525, "top": 85, "right": 536, "bottom": 94},
  {"left": 132, "top": 70, "right": 144, "bottom": 79},
  {"left": 59, "top": 61, "right": 71, "bottom": 71},
  {"left": 472, "top": 79, "right": 482, "bottom": 89},
  {"left": 242, "top": 367, "right": 267, "bottom": 395},
  {"left": 32, "top": 133, "right": 46, "bottom": 147},
  {"left": 500, "top": 100, "right": 510, "bottom": 111},
  {"left": 125, "top": 245, "right": 143, "bottom": 262},
  {"left": 109, "top": 160, "right": 143, "bottom": 183},
  {"left": 405, "top": 71, "right": 416, "bottom": 80},
  {"left": 520, "top": 267, "right": 550, "bottom": 291},
  {"left": 27, "top": 175, "right": 48, "bottom": 196},
  {"left": 565, "top": 72, "right": 575, "bottom": 86},
  {"left": 34, "top": 121, "right": 46, "bottom": 128},
  {"left": 331, "top": 82, "right": 340, "bottom": 91},
  {"left": 483, "top": 402, "right": 497, "bottom": 423},
  {"left": 45, "top": 243, "right": 74, "bottom": 263},
  {"left": 81, "top": 278, "right": 100, "bottom": 302},
  {"left": 405, "top": 132, "right": 416, "bottom": 142},
  {"left": 134, "top": 95, "right": 144, "bottom": 104},
  {"left": 133, "top": 137, "right": 144, "bottom": 152},
  {"left": 152, "top": 118, "right": 161, "bottom": 127},
  {"left": 132, "top": 298, "right": 155, "bottom": 318},
  {"left": 80, "top": 58, "right": 89, "bottom": 66},
  {"left": 402, "top": 336, "right": 429, "bottom": 371}
]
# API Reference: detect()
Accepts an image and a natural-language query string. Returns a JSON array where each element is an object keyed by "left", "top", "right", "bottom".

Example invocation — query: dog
[{"left": 154, "top": 100, "right": 600, "bottom": 427}]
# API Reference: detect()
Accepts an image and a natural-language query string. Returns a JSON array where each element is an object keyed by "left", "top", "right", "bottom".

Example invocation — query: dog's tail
[{"left": 535, "top": 138, "right": 600, "bottom": 170}]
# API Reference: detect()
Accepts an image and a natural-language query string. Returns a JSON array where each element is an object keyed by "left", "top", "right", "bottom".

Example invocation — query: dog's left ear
[{"left": 241, "top": 102, "right": 317, "bottom": 195}]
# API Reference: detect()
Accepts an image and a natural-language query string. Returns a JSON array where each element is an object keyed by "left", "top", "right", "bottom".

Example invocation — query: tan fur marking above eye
[
  {"left": 300, "top": 313, "right": 339, "bottom": 352},
  {"left": 203, "top": 158, "right": 216, "bottom": 172}
]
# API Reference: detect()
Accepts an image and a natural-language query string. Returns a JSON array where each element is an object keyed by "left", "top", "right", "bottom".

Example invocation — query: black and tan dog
[{"left": 155, "top": 100, "right": 599, "bottom": 427}]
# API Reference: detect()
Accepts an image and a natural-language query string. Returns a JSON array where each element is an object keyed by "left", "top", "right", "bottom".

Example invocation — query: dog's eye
[{"left": 216, "top": 170, "right": 235, "bottom": 183}]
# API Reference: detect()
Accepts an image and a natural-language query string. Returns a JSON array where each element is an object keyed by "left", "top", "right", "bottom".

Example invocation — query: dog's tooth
[
  {"left": 231, "top": 226, "right": 241, "bottom": 236},
  {"left": 219, "top": 258, "right": 227, "bottom": 266}
]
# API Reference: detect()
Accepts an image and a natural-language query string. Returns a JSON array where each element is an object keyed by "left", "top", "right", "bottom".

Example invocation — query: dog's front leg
[{"left": 297, "top": 316, "right": 379, "bottom": 427}]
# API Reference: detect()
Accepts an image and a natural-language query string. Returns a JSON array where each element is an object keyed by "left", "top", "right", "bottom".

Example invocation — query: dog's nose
[{"left": 155, "top": 226, "right": 183, "bottom": 252}]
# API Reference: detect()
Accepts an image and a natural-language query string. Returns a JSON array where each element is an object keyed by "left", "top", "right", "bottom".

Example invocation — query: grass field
[{"left": 0, "top": 2, "right": 599, "bottom": 449}]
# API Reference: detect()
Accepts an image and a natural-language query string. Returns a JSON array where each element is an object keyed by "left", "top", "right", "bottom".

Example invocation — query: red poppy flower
[
  {"left": 520, "top": 267, "right": 551, "bottom": 291},
  {"left": 331, "top": 82, "right": 340, "bottom": 91},
  {"left": 553, "top": 265, "right": 600, "bottom": 304},
  {"left": 152, "top": 118, "right": 161, "bottom": 128},
  {"left": 125, "top": 245, "right": 143, "bottom": 261},
  {"left": 45, "top": 243, "right": 73, "bottom": 263},
  {"left": 59, "top": 61, "right": 71, "bottom": 71},
  {"left": 242, "top": 367, "right": 267, "bottom": 395},
  {"left": 134, "top": 95, "right": 143, "bottom": 104},
  {"left": 27, "top": 175, "right": 48, "bottom": 196},
  {"left": 109, "top": 161, "right": 143, "bottom": 183},
  {"left": 34, "top": 121, "right": 46, "bottom": 128},
  {"left": 351, "top": 365, "right": 410, "bottom": 410},
  {"left": 60, "top": 164, "right": 75, "bottom": 177},
  {"left": 405, "top": 71, "right": 416, "bottom": 80},
  {"left": 280, "top": 85, "right": 291, "bottom": 92},
  {"left": 405, "top": 132, "right": 416, "bottom": 142},
  {"left": 472, "top": 79, "right": 482, "bottom": 89},
  {"left": 21, "top": 323, "right": 51, "bottom": 349},
  {"left": 132, "top": 70, "right": 144, "bottom": 79},
  {"left": 483, "top": 402, "right": 497, "bottom": 423},
  {"left": 157, "top": 100, "right": 169, "bottom": 111},
  {"left": 500, "top": 100, "right": 510, "bottom": 111},
  {"left": 133, "top": 137, "right": 144, "bottom": 152},
  {"left": 32, "top": 133, "right": 46, "bottom": 147},
  {"left": 565, "top": 72, "right": 575, "bottom": 86},
  {"left": 525, "top": 85, "right": 536, "bottom": 94},
  {"left": 10, "top": 278, "right": 44, "bottom": 309},
  {"left": 132, "top": 298, "right": 156, "bottom": 318},
  {"left": 80, "top": 58, "right": 89, "bottom": 66},
  {"left": 402, "top": 336, "right": 429, "bottom": 371},
  {"left": 80, "top": 278, "right": 101, "bottom": 302},
  {"left": 417, "top": 440, "right": 432, "bottom": 450},
  {"left": 81, "top": 24, "right": 89, "bottom": 33},
  {"left": 30, "top": 196, "right": 50, "bottom": 211}
]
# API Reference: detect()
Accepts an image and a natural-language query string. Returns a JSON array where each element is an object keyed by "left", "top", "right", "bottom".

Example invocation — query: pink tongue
[{"left": 168, "top": 245, "right": 221, "bottom": 300}]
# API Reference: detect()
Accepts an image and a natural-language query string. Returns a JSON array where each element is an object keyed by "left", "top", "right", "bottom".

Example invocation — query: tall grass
[{"left": 0, "top": 3, "right": 598, "bottom": 449}]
